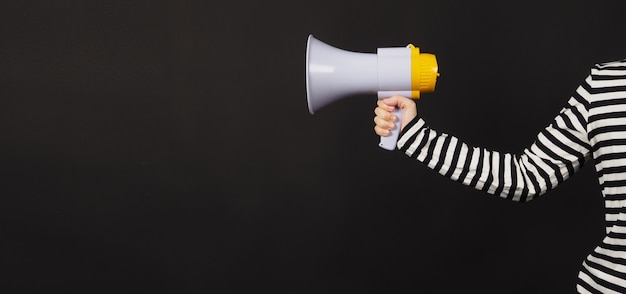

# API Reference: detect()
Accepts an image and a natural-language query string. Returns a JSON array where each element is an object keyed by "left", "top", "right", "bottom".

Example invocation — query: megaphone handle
[{"left": 379, "top": 107, "right": 402, "bottom": 150}]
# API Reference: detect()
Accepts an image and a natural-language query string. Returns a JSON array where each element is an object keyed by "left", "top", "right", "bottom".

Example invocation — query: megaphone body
[{"left": 306, "top": 34, "right": 439, "bottom": 150}]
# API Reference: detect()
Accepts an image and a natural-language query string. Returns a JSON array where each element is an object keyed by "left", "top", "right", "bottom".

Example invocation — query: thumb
[
  {"left": 396, "top": 96, "right": 414, "bottom": 110},
  {"left": 378, "top": 95, "right": 399, "bottom": 111}
]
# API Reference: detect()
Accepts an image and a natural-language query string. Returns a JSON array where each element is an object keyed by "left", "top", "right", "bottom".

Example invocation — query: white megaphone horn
[{"left": 305, "top": 34, "right": 439, "bottom": 150}]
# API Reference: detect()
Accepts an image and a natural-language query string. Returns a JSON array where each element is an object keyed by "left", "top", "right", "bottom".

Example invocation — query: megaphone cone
[{"left": 306, "top": 35, "right": 378, "bottom": 114}]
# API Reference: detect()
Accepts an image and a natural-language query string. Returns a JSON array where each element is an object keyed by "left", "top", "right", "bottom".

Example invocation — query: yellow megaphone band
[{"left": 408, "top": 44, "right": 439, "bottom": 99}]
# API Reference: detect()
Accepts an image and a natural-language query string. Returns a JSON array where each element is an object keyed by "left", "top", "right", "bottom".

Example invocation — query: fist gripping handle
[{"left": 378, "top": 105, "right": 403, "bottom": 150}]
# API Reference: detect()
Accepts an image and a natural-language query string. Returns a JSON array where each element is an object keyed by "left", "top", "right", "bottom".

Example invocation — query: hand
[{"left": 373, "top": 95, "right": 417, "bottom": 136}]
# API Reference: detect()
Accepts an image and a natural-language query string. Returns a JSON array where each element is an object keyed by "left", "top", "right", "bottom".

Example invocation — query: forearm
[{"left": 398, "top": 116, "right": 588, "bottom": 202}]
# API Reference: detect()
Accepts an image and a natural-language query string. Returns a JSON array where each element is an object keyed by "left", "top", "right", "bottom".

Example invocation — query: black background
[{"left": 2, "top": 0, "right": 626, "bottom": 293}]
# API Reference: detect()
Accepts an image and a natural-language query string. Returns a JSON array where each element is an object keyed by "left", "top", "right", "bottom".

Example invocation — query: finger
[
  {"left": 374, "top": 107, "right": 396, "bottom": 122},
  {"left": 374, "top": 125, "right": 390, "bottom": 136},
  {"left": 377, "top": 99, "right": 396, "bottom": 111},
  {"left": 374, "top": 116, "right": 396, "bottom": 130}
]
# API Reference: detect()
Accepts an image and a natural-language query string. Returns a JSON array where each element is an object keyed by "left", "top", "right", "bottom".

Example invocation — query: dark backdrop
[{"left": 2, "top": 0, "right": 625, "bottom": 293}]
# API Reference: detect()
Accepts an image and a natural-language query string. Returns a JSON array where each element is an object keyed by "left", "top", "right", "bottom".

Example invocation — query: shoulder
[
  {"left": 593, "top": 59, "right": 626, "bottom": 71},
  {"left": 587, "top": 59, "right": 626, "bottom": 84}
]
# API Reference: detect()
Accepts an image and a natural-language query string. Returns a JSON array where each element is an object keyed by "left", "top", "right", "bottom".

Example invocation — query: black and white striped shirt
[{"left": 397, "top": 59, "right": 626, "bottom": 293}]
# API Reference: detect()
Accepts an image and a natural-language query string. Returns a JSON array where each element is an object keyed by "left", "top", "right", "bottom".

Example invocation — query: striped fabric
[{"left": 396, "top": 59, "right": 626, "bottom": 293}]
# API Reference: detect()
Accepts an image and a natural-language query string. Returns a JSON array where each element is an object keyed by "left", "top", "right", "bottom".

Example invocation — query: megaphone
[{"left": 305, "top": 34, "right": 439, "bottom": 150}]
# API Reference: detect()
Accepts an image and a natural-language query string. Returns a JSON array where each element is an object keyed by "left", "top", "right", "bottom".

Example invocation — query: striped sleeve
[{"left": 397, "top": 89, "right": 592, "bottom": 202}]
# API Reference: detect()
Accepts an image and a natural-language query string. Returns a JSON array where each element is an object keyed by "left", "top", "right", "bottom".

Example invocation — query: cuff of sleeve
[
  {"left": 397, "top": 116, "right": 428, "bottom": 151},
  {"left": 399, "top": 116, "right": 422, "bottom": 138}
]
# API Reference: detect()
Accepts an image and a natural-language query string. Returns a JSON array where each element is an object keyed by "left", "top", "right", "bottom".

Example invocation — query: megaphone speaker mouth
[{"left": 305, "top": 35, "right": 314, "bottom": 114}]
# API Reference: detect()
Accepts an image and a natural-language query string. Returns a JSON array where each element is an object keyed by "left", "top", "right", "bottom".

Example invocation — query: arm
[{"left": 375, "top": 93, "right": 592, "bottom": 202}]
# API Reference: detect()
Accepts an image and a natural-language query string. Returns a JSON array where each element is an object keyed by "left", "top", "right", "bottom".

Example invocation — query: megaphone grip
[{"left": 379, "top": 107, "right": 402, "bottom": 150}]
